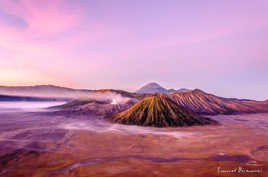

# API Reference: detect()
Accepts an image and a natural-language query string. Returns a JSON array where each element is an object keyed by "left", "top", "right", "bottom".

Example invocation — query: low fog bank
[
  {"left": 0, "top": 110, "right": 195, "bottom": 154},
  {"left": 58, "top": 119, "right": 195, "bottom": 138},
  {"left": 1, "top": 105, "right": 268, "bottom": 154},
  {"left": 210, "top": 114, "right": 268, "bottom": 129},
  {"left": 0, "top": 101, "right": 66, "bottom": 112},
  {"left": 0, "top": 86, "right": 134, "bottom": 104},
  {"left": 0, "top": 85, "right": 91, "bottom": 99}
]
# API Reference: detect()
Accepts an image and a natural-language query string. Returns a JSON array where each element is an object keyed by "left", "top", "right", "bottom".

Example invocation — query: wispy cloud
[{"left": 0, "top": 0, "right": 268, "bottom": 99}]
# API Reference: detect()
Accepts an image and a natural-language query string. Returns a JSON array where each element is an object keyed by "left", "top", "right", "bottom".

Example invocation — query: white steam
[
  {"left": 80, "top": 92, "right": 131, "bottom": 105},
  {"left": 0, "top": 101, "right": 66, "bottom": 112},
  {"left": 111, "top": 99, "right": 118, "bottom": 105}
]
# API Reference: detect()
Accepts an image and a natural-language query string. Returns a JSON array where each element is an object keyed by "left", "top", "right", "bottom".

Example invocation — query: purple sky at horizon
[{"left": 0, "top": 0, "right": 268, "bottom": 100}]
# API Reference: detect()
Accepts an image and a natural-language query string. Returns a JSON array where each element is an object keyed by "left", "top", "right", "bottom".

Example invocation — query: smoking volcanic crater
[
  {"left": 109, "top": 94, "right": 218, "bottom": 127},
  {"left": 35, "top": 83, "right": 268, "bottom": 128}
]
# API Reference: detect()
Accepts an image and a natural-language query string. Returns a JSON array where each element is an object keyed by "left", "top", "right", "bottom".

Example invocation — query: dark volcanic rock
[{"left": 110, "top": 94, "right": 217, "bottom": 127}]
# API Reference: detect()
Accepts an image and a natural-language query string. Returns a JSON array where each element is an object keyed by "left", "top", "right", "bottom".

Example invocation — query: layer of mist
[
  {"left": 0, "top": 101, "right": 66, "bottom": 112},
  {"left": 58, "top": 119, "right": 195, "bottom": 138},
  {"left": 0, "top": 85, "right": 132, "bottom": 104},
  {"left": 0, "top": 102, "right": 196, "bottom": 154},
  {"left": 1, "top": 101, "right": 268, "bottom": 155}
]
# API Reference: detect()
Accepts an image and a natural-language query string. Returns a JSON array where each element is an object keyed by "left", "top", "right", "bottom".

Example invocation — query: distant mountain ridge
[
  {"left": 57, "top": 88, "right": 268, "bottom": 116},
  {"left": 136, "top": 82, "right": 189, "bottom": 93},
  {"left": 0, "top": 85, "right": 92, "bottom": 99},
  {"left": 1, "top": 84, "right": 268, "bottom": 116}
]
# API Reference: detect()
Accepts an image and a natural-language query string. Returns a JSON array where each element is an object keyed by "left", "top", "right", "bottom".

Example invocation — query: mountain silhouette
[
  {"left": 0, "top": 85, "right": 92, "bottom": 99},
  {"left": 136, "top": 82, "right": 189, "bottom": 93}
]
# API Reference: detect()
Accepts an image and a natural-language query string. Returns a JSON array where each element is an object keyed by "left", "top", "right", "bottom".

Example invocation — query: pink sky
[{"left": 0, "top": 0, "right": 268, "bottom": 100}]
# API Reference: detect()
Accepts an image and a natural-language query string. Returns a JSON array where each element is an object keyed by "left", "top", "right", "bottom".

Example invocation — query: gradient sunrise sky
[{"left": 0, "top": 0, "right": 268, "bottom": 100}]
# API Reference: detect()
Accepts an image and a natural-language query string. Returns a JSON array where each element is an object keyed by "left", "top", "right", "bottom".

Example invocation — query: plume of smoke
[{"left": 79, "top": 92, "right": 131, "bottom": 105}]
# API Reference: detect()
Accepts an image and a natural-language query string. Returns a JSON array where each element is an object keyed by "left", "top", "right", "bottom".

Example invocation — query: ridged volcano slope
[
  {"left": 110, "top": 94, "right": 217, "bottom": 127},
  {"left": 169, "top": 89, "right": 268, "bottom": 115}
]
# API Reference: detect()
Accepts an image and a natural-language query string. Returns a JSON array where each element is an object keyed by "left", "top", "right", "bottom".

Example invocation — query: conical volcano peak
[
  {"left": 136, "top": 82, "right": 190, "bottom": 94},
  {"left": 136, "top": 82, "right": 167, "bottom": 93},
  {"left": 142, "top": 82, "right": 163, "bottom": 89},
  {"left": 110, "top": 94, "right": 218, "bottom": 127}
]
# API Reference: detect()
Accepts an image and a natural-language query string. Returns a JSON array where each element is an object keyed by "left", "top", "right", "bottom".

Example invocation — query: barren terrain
[{"left": 0, "top": 104, "right": 267, "bottom": 177}]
